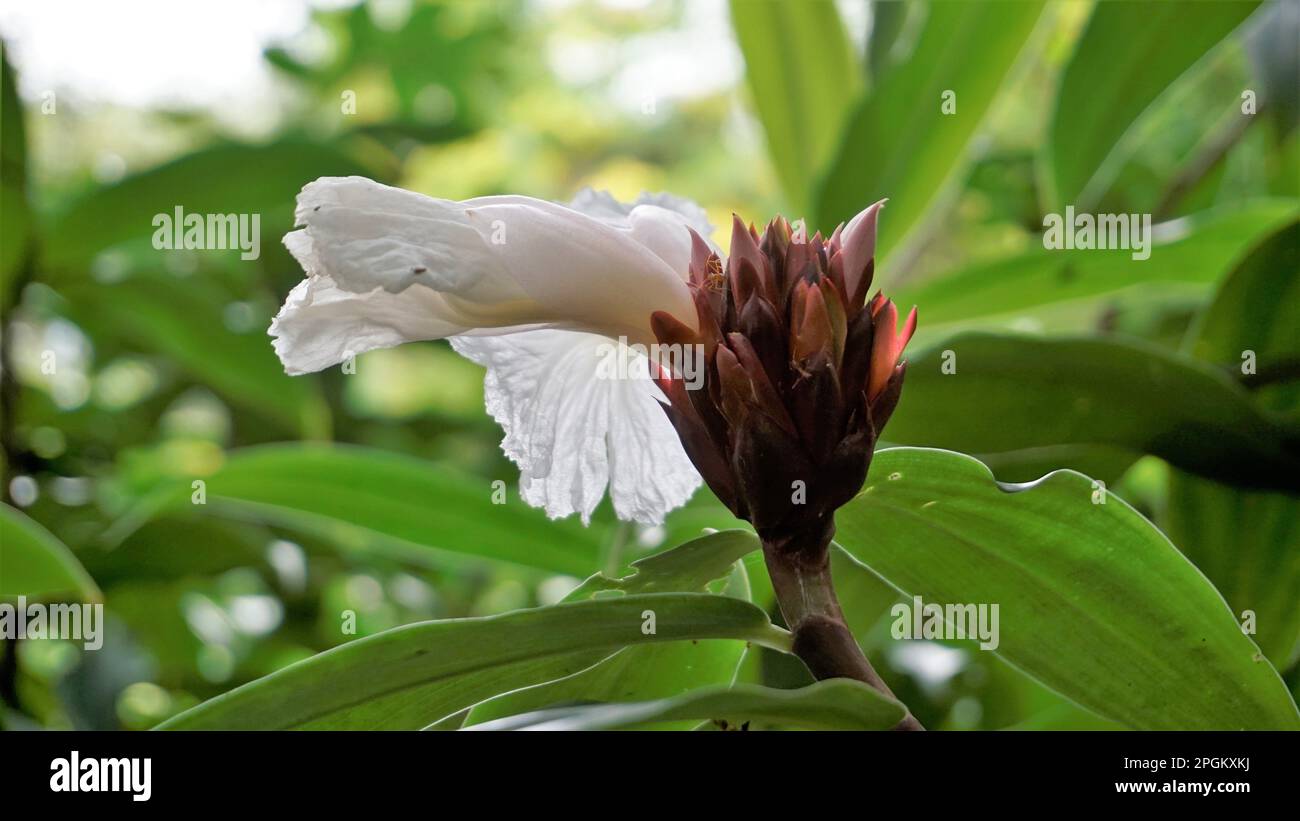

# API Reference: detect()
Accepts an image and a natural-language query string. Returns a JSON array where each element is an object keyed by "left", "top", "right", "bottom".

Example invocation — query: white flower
[{"left": 270, "top": 177, "right": 716, "bottom": 525}]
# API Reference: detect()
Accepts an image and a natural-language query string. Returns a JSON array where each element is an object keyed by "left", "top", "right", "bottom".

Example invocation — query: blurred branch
[
  {"left": 1238, "top": 355, "right": 1300, "bottom": 391},
  {"left": 0, "top": 637, "right": 21, "bottom": 717},
  {"left": 0, "top": 250, "right": 35, "bottom": 497},
  {"left": 0, "top": 38, "right": 33, "bottom": 499},
  {"left": 1154, "top": 104, "right": 1261, "bottom": 220}
]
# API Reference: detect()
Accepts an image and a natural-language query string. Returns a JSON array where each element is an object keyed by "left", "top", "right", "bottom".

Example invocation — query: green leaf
[
  {"left": 0, "top": 504, "right": 100, "bottom": 600},
  {"left": 895, "top": 199, "right": 1300, "bottom": 348},
  {"left": 81, "top": 515, "right": 269, "bottom": 586},
  {"left": 658, "top": 489, "right": 751, "bottom": 549},
  {"left": 835, "top": 447, "right": 1299, "bottom": 730},
  {"left": 815, "top": 1, "right": 1044, "bottom": 253},
  {"left": 62, "top": 277, "right": 329, "bottom": 437},
  {"left": 566, "top": 529, "right": 759, "bottom": 599},
  {"left": 729, "top": 0, "right": 860, "bottom": 215},
  {"left": 886, "top": 332, "right": 1300, "bottom": 492},
  {"left": 866, "top": 0, "right": 908, "bottom": 82},
  {"left": 1167, "top": 222, "right": 1300, "bottom": 663},
  {"left": 1186, "top": 222, "right": 1300, "bottom": 407},
  {"left": 465, "top": 679, "right": 906, "bottom": 731},
  {"left": 828, "top": 546, "right": 902, "bottom": 645},
  {"left": 1046, "top": 0, "right": 1260, "bottom": 210},
  {"left": 109, "top": 443, "right": 614, "bottom": 577},
  {"left": 464, "top": 641, "right": 748, "bottom": 731},
  {"left": 464, "top": 530, "right": 761, "bottom": 727},
  {"left": 1166, "top": 476, "right": 1300, "bottom": 664},
  {"left": 42, "top": 139, "right": 381, "bottom": 275},
  {"left": 157, "top": 593, "right": 785, "bottom": 730},
  {"left": 1006, "top": 702, "right": 1126, "bottom": 732}
]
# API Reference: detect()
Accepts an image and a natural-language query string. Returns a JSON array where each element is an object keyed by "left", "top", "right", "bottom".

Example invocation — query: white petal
[
  {"left": 624, "top": 205, "right": 700, "bottom": 279},
  {"left": 451, "top": 329, "right": 701, "bottom": 525},
  {"left": 453, "top": 195, "right": 696, "bottom": 335},
  {"left": 269, "top": 273, "right": 460, "bottom": 376},
  {"left": 288, "top": 177, "right": 517, "bottom": 301},
  {"left": 568, "top": 188, "right": 715, "bottom": 239},
  {"left": 271, "top": 177, "right": 698, "bottom": 374},
  {"left": 567, "top": 188, "right": 719, "bottom": 275}
]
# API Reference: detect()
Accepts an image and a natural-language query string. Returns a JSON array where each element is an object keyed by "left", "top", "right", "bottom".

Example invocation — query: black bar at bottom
[{"left": 1, "top": 730, "right": 1290, "bottom": 807}]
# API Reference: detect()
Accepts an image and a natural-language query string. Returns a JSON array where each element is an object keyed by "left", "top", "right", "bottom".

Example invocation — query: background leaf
[
  {"left": 42, "top": 139, "right": 384, "bottom": 276},
  {"left": 1046, "top": 0, "right": 1260, "bottom": 210},
  {"left": 728, "top": 0, "right": 860, "bottom": 215},
  {"left": 895, "top": 199, "right": 1299, "bottom": 349},
  {"left": 885, "top": 332, "right": 1300, "bottom": 490},
  {"left": 0, "top": 502, "right": 100, "bottom": 600},
  {"left": 866, "top": 0, "right": 908, "bottom": 82},
  {"left": 110, "top": 443, "right": 615, "bottom": 576},
  {"left": 835, "top": 447, "right": 1299, "bottom": 730},
  {"left": 815, "top": 0, "right": 1045, "bottom": 257},
  {"left": 158, "top": 593, "right": 783, "bottom": 730},
  {"left": 62, "top": 277, "right": 329, "bottom": 437},
  {"left": 1166, "top": 222, "right": 1300, "bottom": 664}
]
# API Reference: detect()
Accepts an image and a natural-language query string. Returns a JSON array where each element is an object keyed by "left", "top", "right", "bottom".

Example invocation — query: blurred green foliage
[{"left": 1, "top": 0, "right": 1297, "bottom": 731}]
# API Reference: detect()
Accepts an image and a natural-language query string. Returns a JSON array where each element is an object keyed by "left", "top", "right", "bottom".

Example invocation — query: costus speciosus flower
[{"left": 270, "top": 177, "right": 915, "bottom": 535}]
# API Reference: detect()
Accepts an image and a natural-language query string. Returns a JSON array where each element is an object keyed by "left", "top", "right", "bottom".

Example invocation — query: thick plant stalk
[
  {"left": 647, "top": 205, "right": 922, "bottom": 728},
  {"left": 761, "top": 515, "right": 924, "bottom": 731}
]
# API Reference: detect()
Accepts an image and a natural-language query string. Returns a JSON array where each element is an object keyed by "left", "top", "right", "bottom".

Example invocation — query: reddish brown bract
[{"left": 651, "top": 212, "right": 916, "bottom": 540}]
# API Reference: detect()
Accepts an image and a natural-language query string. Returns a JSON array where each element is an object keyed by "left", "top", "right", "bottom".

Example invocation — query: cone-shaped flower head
[{"left": 649, "top": 203, "right": 916, "bottom": 540}]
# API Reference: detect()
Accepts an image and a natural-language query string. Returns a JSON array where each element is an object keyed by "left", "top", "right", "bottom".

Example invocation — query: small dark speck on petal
[{"left": 413, "top": 267, "right": 427, "bottom": 274}]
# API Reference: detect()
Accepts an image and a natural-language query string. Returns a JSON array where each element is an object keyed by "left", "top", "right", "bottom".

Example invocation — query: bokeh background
[{"left": 1, "top": 0, "right": 1296, "bottom": 730}]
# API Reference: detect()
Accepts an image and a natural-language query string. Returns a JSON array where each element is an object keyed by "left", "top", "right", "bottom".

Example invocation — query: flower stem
[
  {"left": 601, "top": 520, "right": 632, "bottom": 578},
  {"left": 761, "top": 515, "right": 924, "bottom": 731}
]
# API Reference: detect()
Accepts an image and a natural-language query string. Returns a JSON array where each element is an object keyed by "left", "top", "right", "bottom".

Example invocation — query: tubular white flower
[
  {"left": 270, "top": 177, "right": 713, "bottom": 524},
  {"left": 271, "top": 177, "right": 702, "bottom": 375}
]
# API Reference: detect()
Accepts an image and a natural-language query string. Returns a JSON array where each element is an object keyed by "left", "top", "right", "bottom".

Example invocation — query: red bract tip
[{"left": 867, "top": 301, "right": 917, "bottom": 402}]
